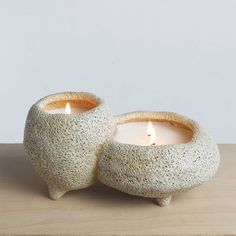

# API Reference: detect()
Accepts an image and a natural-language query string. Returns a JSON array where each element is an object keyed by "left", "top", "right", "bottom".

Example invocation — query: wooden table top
[{"left": 0, "top": 144, "right": 235, "bottom": 235}]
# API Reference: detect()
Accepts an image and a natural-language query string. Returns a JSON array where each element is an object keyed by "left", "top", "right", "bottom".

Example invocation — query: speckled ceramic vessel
[
  {"left": 24, "top": 92, "right": 115, "bottom": 200},
  {"left": 97, "top": 111, "right": 220, "bottom": 206}
]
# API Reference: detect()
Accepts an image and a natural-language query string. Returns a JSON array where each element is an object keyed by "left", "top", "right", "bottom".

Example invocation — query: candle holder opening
[
  {"left": 114, "top": 112, "right": 194, "bottom": 146},
  {"left": 37, "top": 92, "right": 100, "bottom": 114}
]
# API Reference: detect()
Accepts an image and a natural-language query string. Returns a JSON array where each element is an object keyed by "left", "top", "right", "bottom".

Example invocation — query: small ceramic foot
[
  {"left": 48, "top": 188, "right": 66, "bottom": 200},
  {"left": 155, "top": 195, "right": 172, "bottom": 207}
]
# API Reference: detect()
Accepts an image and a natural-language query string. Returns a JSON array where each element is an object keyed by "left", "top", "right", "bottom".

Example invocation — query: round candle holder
[
  {"left": 24, "top": 92, "right": 115, "bottom": 200},
  {"left": 97, "top": 111, "right": 220, "bottom": 206}
]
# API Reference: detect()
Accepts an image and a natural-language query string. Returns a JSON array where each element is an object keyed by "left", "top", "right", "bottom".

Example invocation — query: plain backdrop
[{"left": 0, "top": 0, "right": 235, "bottom": 143}]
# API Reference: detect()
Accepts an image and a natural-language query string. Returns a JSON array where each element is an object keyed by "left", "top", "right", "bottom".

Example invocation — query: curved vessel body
[
  {"left": 24, "top": 92, "right": 115, "bottom": 199},
  {"left": 97, "top": 111, "right": 220, "bottom": 206}
]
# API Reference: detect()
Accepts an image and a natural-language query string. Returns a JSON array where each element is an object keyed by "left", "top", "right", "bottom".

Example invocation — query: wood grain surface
[{"left": 0, "top": 144, "right": 235, "bottom": 235}]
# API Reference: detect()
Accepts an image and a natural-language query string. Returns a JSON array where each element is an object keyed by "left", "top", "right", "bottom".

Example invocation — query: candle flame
[
  {"left": 147, "top": 121, "right": 156, "bottom": 146},
  {"left": 65, "top": 102, "right": 71, "bottom": 114}
]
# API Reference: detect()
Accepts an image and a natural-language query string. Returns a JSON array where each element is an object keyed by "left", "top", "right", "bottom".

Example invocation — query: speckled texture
[
  {"left": 97, "top": 111, "right": 220, "bottom": 206},
  {"left": 24, "top": 92, "right": 115, "bottom": 200}
]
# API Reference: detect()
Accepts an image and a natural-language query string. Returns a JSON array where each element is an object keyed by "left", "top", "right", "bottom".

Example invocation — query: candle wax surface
[
  {"left": 48, "top": 107, "right": 88, "bottom": 114},
  {"left": 114, "top": 121, "right": 193, "bottom": 146}
]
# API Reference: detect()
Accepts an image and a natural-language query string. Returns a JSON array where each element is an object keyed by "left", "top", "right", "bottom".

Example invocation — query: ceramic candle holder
[
  {"left": 97, "top": 111, "right": 220, "bottom": 206},
  {"left": 24, "top": 92, "right": 115, "bottom": 200}
]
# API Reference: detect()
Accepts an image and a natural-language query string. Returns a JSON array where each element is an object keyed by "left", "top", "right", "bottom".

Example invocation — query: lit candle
[
  {"left": 47, "top": 101, "right": 88, "bottom": 114},
  {"left": 114, "top": 121, "right": 192, "bottom": 146},
  {"left": 147, "top": 121, "right": 157, "bottom": 146},
  {"left": 65, "top": 102, "right": 71, "bottom": 114}
]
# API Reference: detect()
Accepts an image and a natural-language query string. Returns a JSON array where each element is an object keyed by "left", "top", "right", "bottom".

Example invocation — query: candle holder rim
[
  {"left": 34, "top": 91, "right": 105, "bottom": 116},
  {"left": 110, "top": 111, "right": 201, "bottom": 148}
]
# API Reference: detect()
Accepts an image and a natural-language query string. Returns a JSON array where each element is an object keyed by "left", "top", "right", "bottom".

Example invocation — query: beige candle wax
[
  {"left": 45, "top": 101, "right": 89, "bottom": 114},
  {"left": 114, "top": 121, "right": 193, "bottom": 146}
]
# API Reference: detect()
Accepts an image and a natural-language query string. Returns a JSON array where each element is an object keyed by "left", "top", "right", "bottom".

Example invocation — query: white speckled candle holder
[
  {"left": 24, "top": 92, "right": 115, "bottom": 200},
  {"left": 97, "top": 111, "right": 220, "bottom": 206}
]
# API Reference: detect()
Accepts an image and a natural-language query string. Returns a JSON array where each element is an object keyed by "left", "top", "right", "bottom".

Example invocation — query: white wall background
[{"left": 0, "top": 0, "right": 235, "bottom": 143}]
